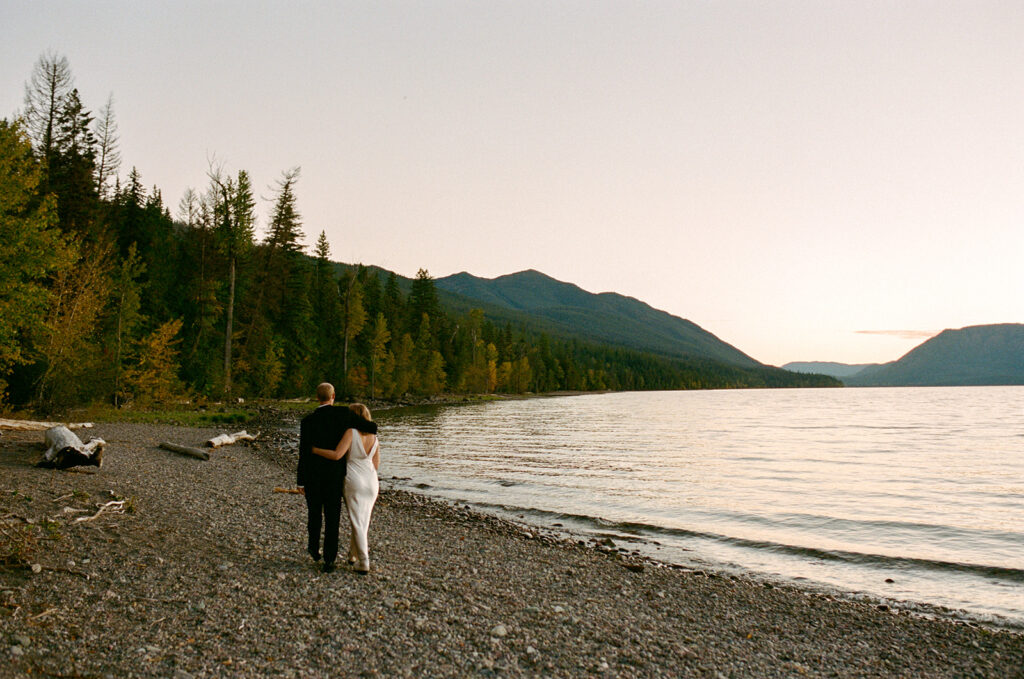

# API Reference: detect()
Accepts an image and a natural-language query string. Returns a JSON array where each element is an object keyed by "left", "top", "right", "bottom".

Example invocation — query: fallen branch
[
  {"left": 205, "top": 430, "right": 259, "bottom": 448},
  {"left": 0, "top": 418, "right": 93, "bottom": 431},
  {"left": 73, "top": 500, "right": 127, "bottom": 523},
  {"left": 273, "top": 487, "right": 304, "bottom": 495},
  {"left": 158, "top": 442, "right": 210, "bottom": 460}
]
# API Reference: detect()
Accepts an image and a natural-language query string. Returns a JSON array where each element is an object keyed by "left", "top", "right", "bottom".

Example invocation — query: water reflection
[{"left": 376, "top": 388, "right": 1024, "bottom": 626}]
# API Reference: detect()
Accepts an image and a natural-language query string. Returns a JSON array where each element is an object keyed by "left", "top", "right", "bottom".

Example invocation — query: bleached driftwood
[
  {"left": 1, "top": 418, "right": 93, "bottom": 431},
  {"left": 73, "top": 500, "right": 127, "bottom": 523},
  {"left": 37, "top": 426, "right": 106, "bottom": 470},
  {"left": 158, "top": 442, "right": 210, "bottom": 461},
  {"left": 205, "top": 430, "right": 259, "bottom": 448}
]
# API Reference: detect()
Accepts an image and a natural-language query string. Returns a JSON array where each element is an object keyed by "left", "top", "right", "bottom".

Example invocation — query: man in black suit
[{"left": 298, "top": 382, "right": 378, "bottom": 573}]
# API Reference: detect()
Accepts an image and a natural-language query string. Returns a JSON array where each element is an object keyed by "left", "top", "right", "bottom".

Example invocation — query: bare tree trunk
[
  {"left": 223, "top": 255, "right": 235, "bottom": 397},
  {"left": 341, "top": 274, "right": 355, "bottom": 395},
  {"left": 114, "top": 290, "right": 125, "bottom": 408}
]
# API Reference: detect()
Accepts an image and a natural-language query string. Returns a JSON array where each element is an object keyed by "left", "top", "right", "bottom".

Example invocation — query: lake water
[{"left": 372, "top": 387, "right": 1024, "bottom": 628}]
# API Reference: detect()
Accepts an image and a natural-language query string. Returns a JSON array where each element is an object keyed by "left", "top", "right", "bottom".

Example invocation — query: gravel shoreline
[{"left": 1, "top": 421, "right": 1021, "bottom": 678}]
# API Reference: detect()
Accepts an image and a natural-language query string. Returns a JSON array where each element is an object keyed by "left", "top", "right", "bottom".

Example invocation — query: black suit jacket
[{"left": 297, "top": 405, "right": 378, "bottom": 490}]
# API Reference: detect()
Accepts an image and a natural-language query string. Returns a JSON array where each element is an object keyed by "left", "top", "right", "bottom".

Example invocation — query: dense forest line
[{"left": 0, "top": 53, "right": 836, "bottom": 413}]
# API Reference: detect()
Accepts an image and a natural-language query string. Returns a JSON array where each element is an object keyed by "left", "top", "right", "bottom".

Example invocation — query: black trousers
[{"left": 305, "top": 481, "right": 343, "bottom": 564}]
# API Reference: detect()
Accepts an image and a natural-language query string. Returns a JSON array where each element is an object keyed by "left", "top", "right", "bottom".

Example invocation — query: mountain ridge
[
  {"left": 435, "top": 269, "right": 762, "bottom": 369},
  {"left": 783, "top": 324, "right": 1024, "bottom": 386},
  {"left": 845, "top": 323, "right": 1024, "bottom": 386},
  {"left": 782, "top": 361, "right": 879, "bottom": 379}
]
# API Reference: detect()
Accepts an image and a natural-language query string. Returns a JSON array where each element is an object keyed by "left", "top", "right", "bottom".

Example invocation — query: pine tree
[
  {"left": 209, "top": 168, "right": 255, "bottom": 396},
  {"left": 339, "top": 268, "right": 367, "bottom": 395},
  {"left": 258, "top": 167, "right": 314, "bottom": 394},
  {"left": 407, "top": 268, "right": 440, "bottom": 333},
  {"left": 382, "top": 271, "right": 405, "bottom": 335},
  {"left": 310, "top": 231, "right": 342, "bottom": 380},
  {"left": 48, "top": 89, "right": 98, "bottom": 234},
  {"left": 264, "top": 167, "right": 303, "bottom": 254}
]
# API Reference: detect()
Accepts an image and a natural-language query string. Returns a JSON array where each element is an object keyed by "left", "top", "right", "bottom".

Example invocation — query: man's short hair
[{"left": 316, "top": 382, "right": 335, "bottom": 403}]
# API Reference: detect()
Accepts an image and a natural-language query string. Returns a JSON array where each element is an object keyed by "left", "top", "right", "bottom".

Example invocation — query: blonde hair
[
  {"left": 315, "top": 382, "right": 335, "bottom": 403},
  {"left": 349, "top": 403, "right": 371, "bottom": 420}
]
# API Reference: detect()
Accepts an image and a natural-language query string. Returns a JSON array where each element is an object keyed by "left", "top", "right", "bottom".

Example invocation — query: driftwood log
[
  {"left": 1, "top": 418, "right": 94, "bottom": 431},
  {"left": 37, "top": 426, "right": 106, "bottom": 470},
  {"left": 205, "top": 430, "right": 259, "bottom": 448},
  {"left": 158, "top": 442, "right": 210, "bottom": 461}
]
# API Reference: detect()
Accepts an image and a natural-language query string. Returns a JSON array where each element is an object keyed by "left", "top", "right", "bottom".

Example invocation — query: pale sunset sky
[{"left": 2, "top": 1, "right": 1021, "bottom": 367}]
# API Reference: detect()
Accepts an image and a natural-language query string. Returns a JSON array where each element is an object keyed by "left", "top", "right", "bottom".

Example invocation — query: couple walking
[{"left": 297, "top": 382, "right": 381, "bottom": 574}]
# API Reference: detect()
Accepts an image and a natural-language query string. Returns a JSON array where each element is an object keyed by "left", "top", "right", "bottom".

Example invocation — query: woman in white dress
[{"left": 312, "top": 403, "right": 380, "bottom": 574}]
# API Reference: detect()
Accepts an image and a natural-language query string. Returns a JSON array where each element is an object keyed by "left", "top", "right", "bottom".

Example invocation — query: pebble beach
[{"left": 1, "top": 418, "right": 1021, "bottom": 678}]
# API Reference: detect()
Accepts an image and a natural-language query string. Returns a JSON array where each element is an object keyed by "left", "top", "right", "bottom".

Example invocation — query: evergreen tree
[
  {"left": 361, "top": 269, "right": 382, "bottom": 319},
  {"left": 339, "top": 268, "right": 367, "bottom": 395},
  {"left": 209, "top": 168, "right": 255, "bottom": 396},
  {"left": 311, "top": 232, "right": 342, "bottom": 382},
  {"left": 264, "top": 167, "right": 303, "bottom": 253},
  {"left": 407, "top": 268, "right": 440, "bottom": 333},
  {"left": 48, "top": 89, "right": 98, "bottom": 234},
  {"left": 262, "top": 168, "right": 314, "bottom": 393},
  {"left": 382, "top": 271, "right": 405, "bottom": 335}
]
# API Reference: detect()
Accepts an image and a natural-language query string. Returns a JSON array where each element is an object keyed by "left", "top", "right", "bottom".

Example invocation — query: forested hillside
[
  {"left": 0, "top": 54, "right": 837, "bottom": 413},
  {"left": 845, "top": 324, "right": 1024, "bottom": 386},
  {"left": 436, "top": 270, "right": 761, "bottom": 368}
]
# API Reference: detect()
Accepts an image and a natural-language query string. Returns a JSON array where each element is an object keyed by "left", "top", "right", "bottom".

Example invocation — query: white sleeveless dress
[{"left": 344, "top": 429, "right": 379, "bottom": 571}]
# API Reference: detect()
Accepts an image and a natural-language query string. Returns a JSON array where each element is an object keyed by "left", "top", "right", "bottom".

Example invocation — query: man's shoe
[
  {"left": 322, "top": 562, "right": 336, "bottom": 574},
  {"left": 308, "top": 548, "right": 322, "bottom": 562}
]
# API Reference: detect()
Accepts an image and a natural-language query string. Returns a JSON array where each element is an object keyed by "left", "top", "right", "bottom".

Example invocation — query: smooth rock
[
  {"left": 490, "top": 624, "right": 508, "bottom": 638},
  {"left": 30, "top": 564, "right": 42, "bottom": 574}
]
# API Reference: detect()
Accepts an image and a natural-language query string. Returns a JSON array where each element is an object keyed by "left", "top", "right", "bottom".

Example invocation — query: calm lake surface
[{"left": 374, "top": 387, "right": 1024, "bottom": 628}]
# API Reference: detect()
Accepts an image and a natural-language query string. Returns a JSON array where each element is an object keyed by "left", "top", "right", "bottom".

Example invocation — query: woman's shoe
[{"left": 355, "top": 558, "right": 370, "bottom": 574}]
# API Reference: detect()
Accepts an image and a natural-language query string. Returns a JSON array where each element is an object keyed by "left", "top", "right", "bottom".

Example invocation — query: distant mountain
[
  {"left": 844, "top": 324, "right": 1024, "bottom": 387},
  {"left": 782, "top": 361, "right": 878, "bottom": 379},
  {"left": 435, "top": 269, "right": 762, "bottom": 369}
]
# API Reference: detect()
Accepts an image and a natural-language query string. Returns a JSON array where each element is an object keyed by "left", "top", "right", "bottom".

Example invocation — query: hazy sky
[{"left": 3, "top": 1, "right": 1022, "bottom": 366}]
